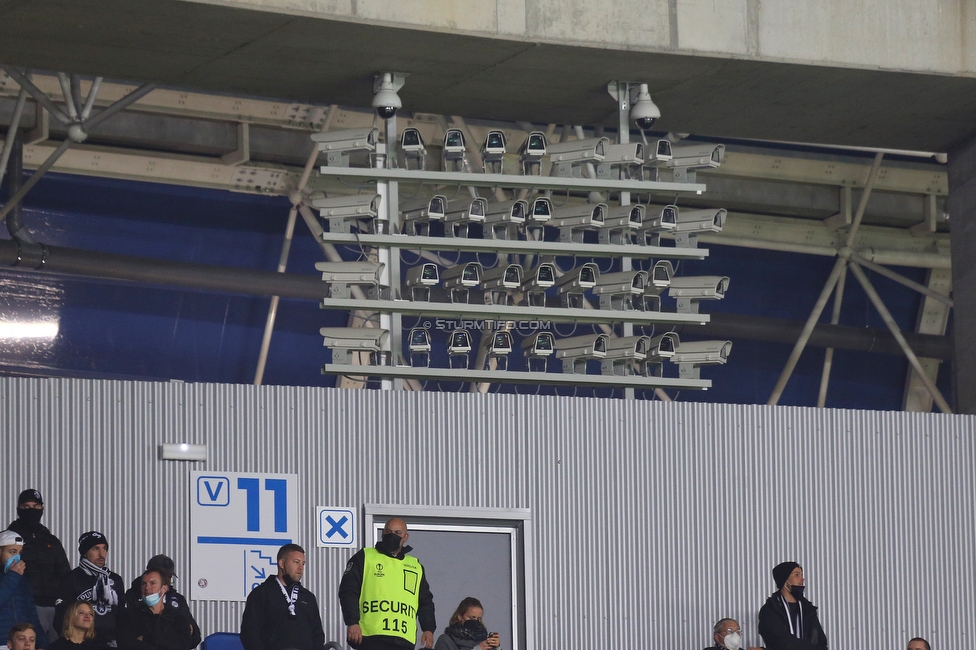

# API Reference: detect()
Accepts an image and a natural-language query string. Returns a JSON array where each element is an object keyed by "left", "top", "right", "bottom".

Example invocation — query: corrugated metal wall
[{"left": 1, "top": 378, "right": 973, "bottom": 649}]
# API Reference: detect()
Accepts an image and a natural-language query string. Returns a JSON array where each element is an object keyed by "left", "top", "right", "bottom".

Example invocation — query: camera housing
[
  {"left": 312, "top": 127, "right": 378, "bottom": 168},
  {"left": 668, "top": 275, "right": 730, "bottom": 313},
  {"left": 554, "top": 333, "right": 608, "bottom": 374},
  {"left": 519, "top": 131, "right": 548, "bottom": 174},
  {"left": 600, "top": 204, "right": 644, "bottom": 245},
  {"left": 444, "top": 197, "right": 488, "bottom": 238},
  {"left": 400, "top": 127, "right": 427, "bottom": 169},
  {"left": 601, "top": 335, "right": 651, "bottom": 376},
  {"left": 406, "top": 327, "right": 432, "bottom": 367},
  {"left": 484, "top": 199, "right": 527, "bottom": 240},
  {"left": 644, "top": 332, "right": 680, "bottom": 376},
  {"left": 629, "top": 83, "right": 660, "bottom": 130},
  {"left": 547, "top": 136, "right": 610, "bottom": 167},
  {"left": 405, "top": 263, "right": 439, "bottom": 301},
  {"left": 521, "top": 331, "right": 556, "bottom": 371},
  {"left": 639, "top": 204, "right": 679, "bottom": 246},
  {"left": 482, "top": 263, "right": 523, "bottom": 305},
  {"left": 372, "top": 72, "right": 404, "bottom": 120},
  {"left": 447, "top": 328, "right": 473, "bottom": 368},
  {"left": 316, "top": 261, "right": 385, "bottom": 299},
  {"left": 320, "top": 326, "right": 390, "bottom": 365},
  {"left": 670, "top": 339, "right": 733, "bottom": 379},
  {"left": 666, "top": 142, "right": 725, "bottom": 183},
  {"left": 442, "top": 262, "right": 483, "bottom": 303},
  {"left": 550, "top": 203, "right": 607, "bottom": 243},
  {"left": 592, "top": 270, "right": 647, "bottom": 310},
  {"left": 312, "top": 193, "right": 382, "bottom": 234},
  {"left": 400, "top": 194, "right": 447, "bottom": 236}
]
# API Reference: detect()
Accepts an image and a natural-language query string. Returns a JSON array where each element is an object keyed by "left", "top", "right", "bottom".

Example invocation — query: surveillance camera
[
  {"left": 592, "top": 270, "right": 647, "bottom": 310},
  {"left": 604, "top": 335, "right": 649, "bottom": 361},
  {"left": 400, "top": 128, "right": 425, "bottom": 153},
  {"left": 674, "top": 208, "right": 727, "bottom": 234},
  {"left": 315, "top": 261, "right": 385, "bottom": 285},
  {"left": 443, "top": 129, "right": 466, "bottom": 155},
  {"left": 484, "top": 200, "right": 527, "bottom": 226},
  {"left": 320, "top": 327, "right": 389, "bottom": 352},
  {"left": 487, "top": 331, "right": 514, "bottom": 358},
  {"left": 645, "top": 139, "right": 673, "bottom": 164},
  {"left": 519, "top": 131, "right": 548, "bottom": 159},
  {"left": 442, "top": 262, "right": 483, "bottom": 289},
  {"left": 312, "top": 193, "right": 381, "bottom": 219},
  {"left": 640, "top": 205, "right": 678, "bottom": 233},
  {"left": 555, "top": 262, "right": 599, "bottom": 294},
  {"left": 644, "top": 260, "right": 674, "bottom": 295},
  {"left": 372, "top": 72, "right": 403, "bottom": 119},
  {"left": 668, "top": 275, "right": 730, "bottom": 313},
  {"left": 400, "top": 194, "right": 447, "bottom": 235},
  {"left": 667, "top": 142, "right": 725, "bottom": 170},
  {"left": 405, "top": 263, "right": 439, "bottom": 288},
  {"left": 521, "top": 263, "right": 557, "bottom": 291},
  {"left": 554, "top": 333, "right": 608, "bottom": 374},
  {"left": 407, "top": 327, "right": 431, "bottom": 354},
  {"left": 525, "top": 197, "right": 553, "bottom": 225},
  {"left": 629, "top": 83, "right": 660, "bottom": 130},
  {"left": 482, "top": 130, "right": 507, "bottom": 159},
  {"left": 311, "top": 127, "right": 379, "bottom": 155},
  {"left": 601, "top": 142, "right": 644, "bottom": 167},
  {"left": 481, "top": 263, "right": 523, "bottom": 291},
  {"left": 601, "top": 204, "right": 644, "bottom": 244},
  {"left": 643, "top": 331, "right": 680, "bottom": 376},
  {"left": 550, "top": 203, "right": 607, "bottom": 229},
  {"left": 547, "top": 136, "right": 610, "bottom": 165},
  {"left": 521, "top": 331, "right": 556, "bottom": 357},
  {"left": 447, "top": 328, "right": 473, "bottom": 356},
  {"left": 444, "top": 197, "right": 487, "bottom": 224},
  {"left": 670, "top": 340, "right": 733, "bottom": 379}
]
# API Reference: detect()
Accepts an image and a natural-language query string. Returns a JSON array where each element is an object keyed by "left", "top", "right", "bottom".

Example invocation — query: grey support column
[{"left": 948, "top": 135, "right": 976, "bottom": 413}]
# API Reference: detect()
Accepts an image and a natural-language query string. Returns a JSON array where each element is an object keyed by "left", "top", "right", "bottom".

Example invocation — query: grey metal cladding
[{"left": 1, "top": 378, "right": 973, "bottom": 649}]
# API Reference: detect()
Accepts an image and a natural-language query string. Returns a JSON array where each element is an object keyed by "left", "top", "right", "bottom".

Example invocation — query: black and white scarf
[{"left": 79, "top": 557, "right": 119, "bottom": 613}]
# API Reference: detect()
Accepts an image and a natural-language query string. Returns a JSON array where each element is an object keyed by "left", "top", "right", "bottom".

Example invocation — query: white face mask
[{"left": 723, "top": 631, "right": 742, "bottom": 650}]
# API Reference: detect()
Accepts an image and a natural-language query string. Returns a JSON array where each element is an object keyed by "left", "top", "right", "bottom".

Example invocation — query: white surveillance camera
[
  {"left": 641, "top": 205, "right": 678, "bottom": 233},
  {"left": 592, "top": 270, "right": 647, "bottom": 310},
  {"left": 444, "top": 197, "right": 487, "bottom": 224},
  {"left": 400, "top": 128, "right": 425, "bottom": 153},
  {"left": 487, "top": 331, "right": 514, "bottom": 358},
  {"left": 602, "top": 142, "right": 644, "bottom": 167},
  {"left": 481, "top": 263, "right": 523, "bottom": 291},
  {"left": 405, "top": 263, "right": 439, "bottom": 288},
  {"left": 442, "top": 262, "right": 483, "bottom": 289},
  {"left": 629, "top": 83, "right": 660, "bottom": 130},
  {"left": 407, "top": 327, "right": 431, "bottom": 354},
  {"left": 521, "top": 263, "right": 557, "bottom": 291},
  {"left": 320, "top": 327, "right": 389, "bottom": 352},
  {"left": 547, "top": 136, "right": 610, "bottom": 165},
  {"left": 604, "top": 335, "right": 649, "bottom": 361},
  {"left": 311, "top": 127, "right": 378, "bottom": 154},
  {"left": 521, "top": 331, "right": 556, "bottom": 357},
  {"left": 484, "top": 200, "right": 527, "bottom": 226},
  {"left": 667, "top": 142, "right": 725, "bottom": 169},
  {"left": 644, "top": 260, "right": 674, "bottom": 295},
  {"left": 400, "top": 195, "right": 447, "bottom": 235},
  {"left": 643, "top": 331, "right": 680, "bottom": 376},
  {"left": 670, "top": 340, "right": 732, "bottom": 379},
  {"left": 519, "top": 131, "right": 548, "bottom": 159},
  {"left": 525, "top": 197, "right": 553, "bottom": 225},
  {"left": 443, "top": 129, "right": 466, "bottom": 155},
  {"left": 601, "top": 205, "right": 644, "bottom": 242},
  {"left": 645, "top": 139, "right": 673, "bottom": 164},
  {"left": 551, "top": 203, "right": 607, "bottom": 229},
  {"left": 372, "top": 72, "right": 403, "bottom": 120},
  {"left": 674, "top": 208, "right": 727, "bottom": 233},
  {"left": 669, "top": 275, "right": 730, "bottom": 313},
  {"left": 447, "top": 329, "right": 473, "bottom": 356},
  {"left": 312, "top": 193, "right": 381, "bottom": 219},
  {"left": 315, "top": 261, "right": 385, "bottom": 285},
  {"left": 555, "top": 262, "right": 599, "bottom": 294},
  {"left": 554, "top": 333, "right": 609, "bottom": 375},
  {"left": 482, "top": 130, "right": 507, "bottom": 159}
]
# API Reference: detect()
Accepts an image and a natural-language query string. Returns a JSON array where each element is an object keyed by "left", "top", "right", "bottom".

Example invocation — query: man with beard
[
  {"left": 338, "top": 518, "right": 435, "bottom": 650},
  {"left": 54, "top": 532, "right": 125, "bottom": 649},
  {"left": 240, "top": 544, "right": 324, "bottom": 650},
  {"left": 757, "top": 562, "right": 828, "bottom": 650},
  {"left": 7, "top": 490, "right": 71, "bottom": 642}
]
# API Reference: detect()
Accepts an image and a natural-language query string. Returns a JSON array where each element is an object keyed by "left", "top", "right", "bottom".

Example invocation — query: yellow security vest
[{"left": 359, "top": 547, "right": 423, "bottom": 643}]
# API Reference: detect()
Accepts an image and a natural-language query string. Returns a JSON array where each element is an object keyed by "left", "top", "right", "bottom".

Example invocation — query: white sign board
[
  {"left": 316, "top": 507, "right": 357, "bottom": 548},
  {"left": 190, "top": 471, "right": 299, "bottom": 601}
]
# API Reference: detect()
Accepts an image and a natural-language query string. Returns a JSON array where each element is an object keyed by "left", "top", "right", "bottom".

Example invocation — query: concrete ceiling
[{"left": 1, "top": 0, "right": 974, "bottom": 153}]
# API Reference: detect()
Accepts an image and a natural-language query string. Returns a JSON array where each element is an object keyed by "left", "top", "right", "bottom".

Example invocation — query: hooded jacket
[{"left": 757, "top": 592, "right": 828, "bottom": 650}]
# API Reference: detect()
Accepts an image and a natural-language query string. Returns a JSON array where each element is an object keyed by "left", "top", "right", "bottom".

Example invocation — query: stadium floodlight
[
  {"left": 311, "top": 193, "right": 381, "bottom": 234},
  {"left": 673, "top": 208, "right": 727, "bottom": 248},
  {"left": 591, "top": 270, "right": 647, "bottom": 310},
  {"left": 406, "top": 327, "right": 431, "bottom": 367},
  {"left": 444, "top": 197, "right": 487, "bottom": 238},
  {"left": 600, "top": 204, "right": 643, "bottom": 245},
  {"left": 669, "top": 339, "right": 732, "bottom": 379},
  {"left": 601, "top": 335, "right": 650, "bottom": 376},
  {"left": 553, "top": 333, "right": 608, "bottom": 374},
  {"left": 442, "top": 262, "right": 483, "bottom": 304},
  {"left": 638, "top": 204, "right": 678, "bottom": 246},
  {"left": 555, "top": 262, "right": 599, "bottom": 308},
  {"left": 521, "top": 331, "right": 556, "bottom": 372},
  {"left": 400, "top": 194, "right": 447, "bottom": 236},
  {"left": 400, "top": 127, "right": 427, "bottom": 169},
  {"left": 519, "top": 131, "right": 547, "bottom": 175},
  {"left": 404, "top": 262, "right": 439, "bottom": 301},
  {"left": 316, "top": 261, "right": 385, "bottom": 299},
  {"left": 320, "top": 326, "right": 389, "bottom": 365},
  {"left": 312, "top": 127, "right": 378, "bottom": 167},
  {"left": 666, "top": 142, "right": 725, "bottom": 183},
  {"left": 447, "top": 328, "right": 473, "bottom": 369},
  {"left": 643, "top": 332, "right": 680, "bottom": 377},
  {"left": 668, "top": 275, "right": 730, "bottom": 313}
]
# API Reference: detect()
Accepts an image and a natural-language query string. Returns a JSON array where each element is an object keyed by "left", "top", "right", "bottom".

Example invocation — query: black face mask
[
  {"left": 377, "top": 532, "right": 402, "bottom": 555},
  {"left": 790, "top": 584, "right": 805, "bottom": 599},
  {"left": 17, "top": 508, "right": 42, "bottom": 526}
]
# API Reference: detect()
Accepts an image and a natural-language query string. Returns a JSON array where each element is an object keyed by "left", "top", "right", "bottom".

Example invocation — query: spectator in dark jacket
[
  {"left": 118, "top": 570, "right": 200, "bottom": 650},
  {"left": 8, "top": 489, "right": 72, "bottom": 643},
  {"left": 122, "top": 557, "right": 183, "bottom": 612},
  {"left": 49, "top": 601, "right": 98, "bottom": 650},
  {"left": 0, "top": 530, "right": 48, "bottom": 648},
  {"left": 55, "top": 532, "right": 124, "bottom": 650},
  {"left": 757, "top": 561, "right": 827, "bottom": 650}
]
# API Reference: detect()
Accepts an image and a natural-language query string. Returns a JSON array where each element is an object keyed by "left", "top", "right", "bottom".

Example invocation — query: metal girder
[{"left": 903, "top": 268, "right": 953, "bottom": 412}]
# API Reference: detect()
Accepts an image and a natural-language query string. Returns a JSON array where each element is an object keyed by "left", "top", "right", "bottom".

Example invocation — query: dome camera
[
  {"left": 630, "top": 83, "right": 660, "bottom": 130},
  {"left": 372, "top": 72, "right": 405, "bottom": 120}
]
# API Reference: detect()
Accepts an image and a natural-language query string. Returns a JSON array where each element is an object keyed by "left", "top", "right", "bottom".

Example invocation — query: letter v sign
[{"left": 197, "top": 476, "right": 231, "bottom": 506}]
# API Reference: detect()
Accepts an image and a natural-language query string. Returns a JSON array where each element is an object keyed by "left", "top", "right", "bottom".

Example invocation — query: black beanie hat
[
  {"left": 17, "top": 489, "right": 43, "bottom": 506},
  {"left": 773, "top": 561, "right": 800, "bottom": 589},
  {"left": 78, "top": 531, "right": 108, "bottom": 556}
]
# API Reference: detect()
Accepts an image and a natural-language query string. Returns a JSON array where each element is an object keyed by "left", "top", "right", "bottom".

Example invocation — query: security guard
[{"left": 338, "top": 518, "right": 435, "bottom": 650}]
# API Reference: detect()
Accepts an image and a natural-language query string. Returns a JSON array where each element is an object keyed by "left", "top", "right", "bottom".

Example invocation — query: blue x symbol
[{"left": 325, "top": 515, "right": 349, "bottom": 538}]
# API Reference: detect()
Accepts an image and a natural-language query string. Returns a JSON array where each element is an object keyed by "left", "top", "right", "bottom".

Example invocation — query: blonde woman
[{"left": 49, "top": 601, "right": 97, "bottom": 650}]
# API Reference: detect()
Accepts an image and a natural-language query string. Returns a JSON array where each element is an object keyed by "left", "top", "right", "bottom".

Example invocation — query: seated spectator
[
  {"left": 54, "top": 532, "right": 124, "bottom": 650},
  {"left": 706, "top": 618, "right": 762, "bottom": 650},
  {"left": 122, "top": 559, "right": 183, "bottom": 612},
  {"left": 0, "top": 531, "right": 48, "bottom": 649},
  {"left": 48, "top": 602, "right": 97, "bottom": 650},
  {"left": 433, "top": 598, "right": 499, "bottom": 650},
  {"left": 8, "top": 623, "right": 39, "bottom": 650},
  {"left": 907, "top": 639, "right": 930, "bottom": 650},
  {"left": 117, "top": 570, "right": 200, "bottom": 650}
]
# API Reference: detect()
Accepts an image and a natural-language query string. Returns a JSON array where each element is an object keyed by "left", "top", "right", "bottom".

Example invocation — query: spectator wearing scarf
[
  {"left": 54, "top": 532, "right": 125, "bottom": 650},
  {"left": 433, "top": 598, "right": 499, "bottom": 650}
]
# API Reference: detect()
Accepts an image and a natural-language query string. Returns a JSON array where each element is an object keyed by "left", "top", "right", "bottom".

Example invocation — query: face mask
[
  {"left": 723, "top": 632, "right": 742, "bottom": 650},
  {"left": 377, "top": 532, "right": 402, "bottom": 554},
  {"left": 3, "top": 554, "right": 21, "bottom": 572},
  {"left": 142, "top": 591, "right": 162, "bottom": 607},
  {"left": 791, "top": 584, "right": 805, "bottom": 599},
  {"left": 17, "top": 508, "right": 42, "bottom": 525}
]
